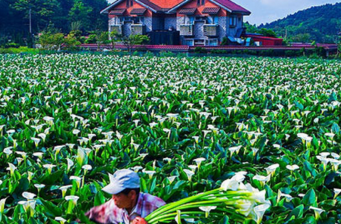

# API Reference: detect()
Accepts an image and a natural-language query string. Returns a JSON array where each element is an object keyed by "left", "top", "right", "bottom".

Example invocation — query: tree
[
  {"left": 64, "top": 32, "right": 81, "bottom": 50},
  {"left": 70, "top": 21, "right": 82, "bottom": 31},
  {"left": 11, "top": 0, "right": 61, "bottom": 32},
  {"left": 121, "top": 34, "right": 150, "bottom": 52},
  {"left": 244, "top": 22, "right": 278, "bottom": 38},
  {"left": 258, "top": 28, "right": 277, "bottom": 38},
  {"left": 38, "top": 32, "right": 64, "bottom": 50},
  {"left": 82, "top": 0, "right": 108, "bottom": 31},
  {"left": 260, "top": 3, "right": 341, "bottom": 43},
  {"left": 96, "top": 31, "right": 110, "bottom": 51},
  {"left": 68, "top": 0, "right": 92, "bottom": 31},
  {"left": 291, "top": 33, "right": 312, "bottom": 43},
  {"left": 109, "top": 30, "right": 121, "bottom": 50}
]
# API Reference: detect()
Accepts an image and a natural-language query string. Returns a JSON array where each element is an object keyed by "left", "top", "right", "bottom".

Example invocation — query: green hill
[{"left": 260, "top": 3, "right": 341, "bottom": 43}]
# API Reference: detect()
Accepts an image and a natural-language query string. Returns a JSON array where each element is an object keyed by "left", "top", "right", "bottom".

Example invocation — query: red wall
[{"left": 246, "top": 35, "right": 283, "bottom": 46}]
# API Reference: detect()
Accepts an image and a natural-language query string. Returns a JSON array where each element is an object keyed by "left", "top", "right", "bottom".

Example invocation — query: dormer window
[
  {"left": 126, "top": 0, "right": 133, "bottom": 7},
  {"left": 197, "top": 0, "right": 205, "bottom": 6},
  {"left": 229, "top": 15, "right": 237, "bottom": 27}
]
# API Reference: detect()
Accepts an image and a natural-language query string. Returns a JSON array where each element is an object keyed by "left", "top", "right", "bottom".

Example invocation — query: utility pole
[
  {"left": 29, "top": 8, "right": 32, "bottom": 34},
  {"left": 336, "top": 31, "right": 341, "bottom": 56}
]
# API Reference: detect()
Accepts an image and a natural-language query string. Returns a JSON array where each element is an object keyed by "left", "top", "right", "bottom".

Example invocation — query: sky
[
  {"left": 107, "top": 0, "right": 341, "bottom": 25},
  {"left": 237, "top": 0, "right": 341, "bottom": 25}
]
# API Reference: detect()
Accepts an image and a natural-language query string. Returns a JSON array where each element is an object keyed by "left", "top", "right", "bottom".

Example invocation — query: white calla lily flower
[
  {"left": 199, "top": 206, "right": 217, "bottom": 217},
  {"left": 65, "top": 195, "right": 79, "bottom": 205},
  {"left": 0, "top": 197, "right": 7, "bottom": 213},
  {"left": 309, "top": 206, "right": 324, "bottom": 219},
  {"left": 22, "top": 192, "right": 36, "bottom": 200}
]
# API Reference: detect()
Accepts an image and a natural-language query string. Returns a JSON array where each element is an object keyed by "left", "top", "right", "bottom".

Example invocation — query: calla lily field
[{"left": 1, "top": 54, "right": 341, "bottom": 223}]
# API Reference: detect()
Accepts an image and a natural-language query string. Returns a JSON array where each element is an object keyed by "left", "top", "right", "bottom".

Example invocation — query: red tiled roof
[
  {"left": 211, "top": 0, "right": 250, "bottom": 14},
  {"left": 149, "top": 0, "right": 184, "bottom": 10},
  {"left": 202, "top": 7, "right": 220, "bottom": 14},
  {"left": 103, "top": 0, "right": 250, "bottom": 15},
  {"left": 179, "top": 8, "right": 196, "bottom": 15},
  {"left": 109, "top": 9, "right": 126, "bottom": 15},
  {"left": 130, "top": 8, "right": 147, "bottom": 15},
  {"left": 137, "top": 0, "right": 163, "bottom": 11}
]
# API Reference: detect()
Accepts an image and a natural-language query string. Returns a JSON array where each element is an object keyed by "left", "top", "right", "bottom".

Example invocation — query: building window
[
  {"left": 132, "top": 16, "right": 144, "bottom": 24},
  {"left": 126, "top": 0, "right": 133, "bottom": 7},
  {"left": 207, "top": 16, "right": 218, "bottom": 24},
  {"left": 197, "top": 0, "right": 205, "bottom": 6},
  {"left": 229, "top": 15, "right": 237, "bottom": 27},
  {"left": 206, "top": 39, "right": 218, "bottom": 46},
  {"left": 184, "top": 39, "right": 194, "bottom": 46},
  {"left": 186, "top": 16, "right": 194, "bottom": 24}
]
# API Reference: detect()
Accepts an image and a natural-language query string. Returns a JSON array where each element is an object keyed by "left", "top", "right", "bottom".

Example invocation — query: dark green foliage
[
  {"left": 260, "top": 3, "right": 341, "bottom": 43},
  {"left": 194, "top": 47, "right": 207, "bottom": 54},
  {"left": 210, "top": 49, "right": 228, "bottom": 54},
  {"left": 220, "top": 37, "right": 228, "bottom": 46},
  {"left": 121, "top": 34, "right": 150, "bottom": 52},
  {"left": 85, "top": 34, "right": 97, "bottom": 44},
  {"left": 0, "top": 0, "right": 108, "bottom": 37},
  {"left": 244, "top": 23, "right": 278, "bottom": 38}
]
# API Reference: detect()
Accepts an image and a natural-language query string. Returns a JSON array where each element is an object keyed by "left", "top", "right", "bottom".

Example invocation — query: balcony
[
  {"left": 203, "top": 24, "right": 218, "bottom": 37},
  {"left": 110, "top": 24, "right": 123, "bottom": 35},
  {"left": 180, "top": 24, "right": 194, "bottom": 36},
  {"left": 131, "top": 24, "right": 146, "bottom": 35}
]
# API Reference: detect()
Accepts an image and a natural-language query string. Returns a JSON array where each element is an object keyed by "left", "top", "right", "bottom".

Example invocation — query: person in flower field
[{"left": 85, "top": 169, "right": 166, "bottom": 224}]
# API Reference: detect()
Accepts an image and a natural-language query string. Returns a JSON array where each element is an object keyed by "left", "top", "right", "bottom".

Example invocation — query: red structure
[
  {"left": 101, "top": 0, "right": 251, "bottom": 46},
  {"left": 244, "top": 34, "right": 283, "bottom": 46}
]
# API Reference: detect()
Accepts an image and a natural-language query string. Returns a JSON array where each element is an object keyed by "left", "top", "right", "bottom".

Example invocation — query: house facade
[{"left": 101, "top": 0, "right": 250, "bottom": 46}]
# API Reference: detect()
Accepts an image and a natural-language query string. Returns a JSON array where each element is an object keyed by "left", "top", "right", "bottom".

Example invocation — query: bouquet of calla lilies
[{"left": 145, "top": 172, "right": 271, "bottom": 224}]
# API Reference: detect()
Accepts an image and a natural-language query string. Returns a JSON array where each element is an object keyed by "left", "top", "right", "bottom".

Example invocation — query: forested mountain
[
  {"left": 260, "top": 3, "right": 341, "bottom": 43},
  {"left": 0, "top": 0, "right": 109, "bottom": 36}
]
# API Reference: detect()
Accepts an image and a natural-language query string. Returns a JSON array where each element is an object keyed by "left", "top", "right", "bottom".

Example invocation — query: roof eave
[
  {"left": 100, "top": 0, "right": 124, "bottom": 14},
  {"left": 209, "top": 0, "right": 232, "bottom": 13},
  {"left": 135, "top": 0, "right": 159, "bottom": 13},
  {"left": 209, "top": 0, "right": 251, "bottom": 15},
  {"left": 167, "top": 0, "right": 191, "bottom": 14},
  {"left": 236, "top": 11, "right": 251, "bottom": 15}
]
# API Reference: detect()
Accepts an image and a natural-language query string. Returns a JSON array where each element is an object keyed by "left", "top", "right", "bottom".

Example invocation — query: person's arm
[{"left": 85, "top": 203, "right": 111, "bottom": 224}]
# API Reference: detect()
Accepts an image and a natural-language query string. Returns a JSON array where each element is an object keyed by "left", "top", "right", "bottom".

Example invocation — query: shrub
[
  {"left": 85, "top": 34, "right": 97, "bottom": 44},
  {"left": 176, "top": 52, "right": 187, "bottom": 58},
  {"left": 144, "top": 51, "right": 154, "bottom": 57},
  {"left": 0, "top": 47, "right": 39, "bottom": 54},
  {"left": 210, "top": 49, "right": 227, "bottom": 54},
  {"left": 194, "top": 47, "right": 207, "bottom": 54},
  {"left": 39, "top": 32, "right": 64, "bottom": 50},
  {"left": 159, "top": 51, "right": 175, "bottom": 57},
  {"left": 284, "top": 50, "right": 301, "bottom": 57},
  {"left": 121, "top": 35, "right": 150, "bottom": 52},
  {"left": 0, "top": 48, "right": 12, "bottom": 54},
  {"left": 64, "top": 33, "right": 81, "bottom": 51},
  {"left": 220, "top": 37, "right": 228, "bottom": 46},
  {"left": 5, "top": 42, "right": 20, "bottom": 48},
  {"left": 312, "top": 47, "right": 326, "bottom": 58}
]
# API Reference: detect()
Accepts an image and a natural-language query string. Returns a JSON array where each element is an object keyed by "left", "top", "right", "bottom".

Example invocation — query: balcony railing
[
  {"left": 203, "top": 24, "right": 218, "bottom": 37},
  {"left": 180, "top": 24, "right": 194, "bottom": 36},
  {"left": 131, "top": 24, "right": 146, "bottom": 35},
  {"left": 110, "top": 25, "right": 123, "bottom": 35}
]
